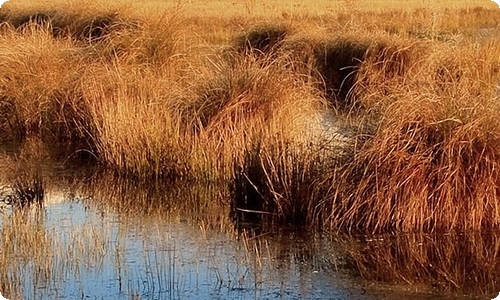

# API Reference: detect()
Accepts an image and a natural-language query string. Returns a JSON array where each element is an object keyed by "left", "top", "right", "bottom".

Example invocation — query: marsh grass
[
  {"left": 188, "top": 49, "right": 331, "bottom": 181},
  {"left": 5, "top": 2, "right": 500, "bottom": 296},
  {"left": 0, "top": 23, "right": 90, "bottom": 146},
  {"left": 232, "top": 138, "right": 344, "bottom": 226},
  {"left": 313, "top": 37, "right": 374, "bottom": 109},
  {"left": 0, "top": 2, "right": 131, "bottom": 44},
  {"left": 1, "top": 0, "right": 500, "bottom": 236},
  {"left": 327, "top": 39, "right": 500, "bottom": 233},
  {"left": 81, "top": 62, "right": 191, "bottom": 179}
]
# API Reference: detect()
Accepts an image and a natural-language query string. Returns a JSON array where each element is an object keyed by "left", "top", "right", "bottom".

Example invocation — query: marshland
[{"left": 1, "top": 0, "right": 500, "bottom": 298}]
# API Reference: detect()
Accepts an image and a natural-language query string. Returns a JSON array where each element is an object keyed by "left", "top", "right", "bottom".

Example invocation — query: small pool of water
[
  {"left": 0, "top": 173, "right": 497, "bottom": 300},
  {"left": 0, "top": 198, "right": 366, "bottom": 300}
]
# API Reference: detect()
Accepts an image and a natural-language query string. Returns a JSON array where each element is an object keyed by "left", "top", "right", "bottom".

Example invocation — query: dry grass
[
  {"left": 328, "top": 38, "right": 500, "bottom": 233},
  {"left": 81, "top": 62, "right": 190, "bottom": 178},
  {"left": 0, "top": 23, "right": 88, "bottom": 144},
  {"left": 1, "top": 0, "right": 500, "bottom": 234}
]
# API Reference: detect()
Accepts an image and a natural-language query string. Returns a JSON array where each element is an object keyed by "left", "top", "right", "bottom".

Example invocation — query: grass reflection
[
  {"left": 342, "top": 232, "right": 500, "bottom": 295},
  {"left": 0, "top": 169, "right": 499, "bottom": 298}
]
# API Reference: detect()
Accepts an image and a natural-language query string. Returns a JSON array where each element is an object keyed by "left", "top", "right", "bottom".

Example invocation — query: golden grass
[
  {"left": 0, "top": 23, "right": 86, "bottom": 143},
  {"left": 327, "top": 38, "right": 500, "bottom": 233},
  {"left": 1, "top": 0, "right": 500, "bottom": 233},
  {"left": 81, "top": 61, "right": 191, "bottom": 178},
  {"left": 2, "top": 0, "right": 496, "bottom": 19}
]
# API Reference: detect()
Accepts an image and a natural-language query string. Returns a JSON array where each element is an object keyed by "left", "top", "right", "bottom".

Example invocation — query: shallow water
[
  {"left": 0, "top": 185, "right": 494, "bottom": 299},
  {"left": 0, "top": 196, "right": 369, "bottom": 300},
  {"left": 0, "top": 171, "right": 498, "bottom": 300}
]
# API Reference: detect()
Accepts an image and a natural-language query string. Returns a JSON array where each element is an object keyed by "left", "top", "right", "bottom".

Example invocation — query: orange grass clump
[{"left": 330, "top": 39, "right": 500, "bottom": 233}]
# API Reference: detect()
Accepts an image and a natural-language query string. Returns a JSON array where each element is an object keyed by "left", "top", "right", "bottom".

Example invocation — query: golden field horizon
[{"left": 2, "top": 0, "right": 499, "bottom": 15}]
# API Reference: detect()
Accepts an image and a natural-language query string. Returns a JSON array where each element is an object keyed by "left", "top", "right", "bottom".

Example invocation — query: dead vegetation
[
  {"left": 0, "top": 0, "right": 500, "bottom": 234},
  {"left": 3, "top": 0, "right": 500, "bottom": 296}
]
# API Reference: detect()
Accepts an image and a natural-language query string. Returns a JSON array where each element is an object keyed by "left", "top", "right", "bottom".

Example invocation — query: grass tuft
[{"left": 330, "top": 41, "right": 500, "bottom": 233}]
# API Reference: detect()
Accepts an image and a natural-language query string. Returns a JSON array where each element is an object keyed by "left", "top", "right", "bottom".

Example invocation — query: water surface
[{"left": 0, "top": 172, "right": 497, "bottom": 300}]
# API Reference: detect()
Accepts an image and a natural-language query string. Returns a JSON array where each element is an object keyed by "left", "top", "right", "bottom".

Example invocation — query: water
[
  {"left": 0, "top": 197, "right": 364, "bottom": 299},
  {"left": 0, "top": 172, "right": 498, "bottom": 299}
]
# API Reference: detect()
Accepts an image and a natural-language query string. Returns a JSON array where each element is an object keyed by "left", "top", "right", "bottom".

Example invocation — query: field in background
[{"left": 3, "top": 0, "right": 498, "bottom": 15}]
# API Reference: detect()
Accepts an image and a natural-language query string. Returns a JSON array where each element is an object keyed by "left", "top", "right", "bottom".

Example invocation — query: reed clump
[
  {"left": 0, "top": 23, "right": 91, "bottom": 146},
  {"left": 232, "top": 139, "right": 341, "bottom": 225},
  {"left": 189, "top": 48, "right": 331, "bottom": 179},
  {"left": 330, "top": 40, "right": 500, "bottom": 233},
  {"left": 81, "top": 62, "right": 190, "bottom": 179}
]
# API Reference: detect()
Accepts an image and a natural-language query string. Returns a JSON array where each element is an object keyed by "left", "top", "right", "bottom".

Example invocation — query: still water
[{"left": 0, "top": 171, "right": 497, "bottom": 299}]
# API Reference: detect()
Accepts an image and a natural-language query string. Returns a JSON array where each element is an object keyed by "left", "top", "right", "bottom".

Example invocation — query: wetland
[
  {"left": 1, "top": 168, "right": 497, "bottom": 300},
  {"left": 1, "top": 0, "right": 500, "bottom": 298}
]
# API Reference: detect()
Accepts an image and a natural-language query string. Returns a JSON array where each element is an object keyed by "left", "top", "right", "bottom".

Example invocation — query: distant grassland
[
  {"left": 3, "top": 0, "right": 498, "bottom": 15},
  {"left": 1, "top": 0, "right": 500, "bottom": 233}
]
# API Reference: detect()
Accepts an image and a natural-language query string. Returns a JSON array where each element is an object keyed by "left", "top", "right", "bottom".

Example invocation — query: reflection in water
[
  {"left": 0, "top": 171, "right": 498, "bottom": 299},
  {"left": 342, "top": 232, "right": 500, "bottom": 295},
  {"left": 0, "top": 173, "right": 364, "bottom": 300}
]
